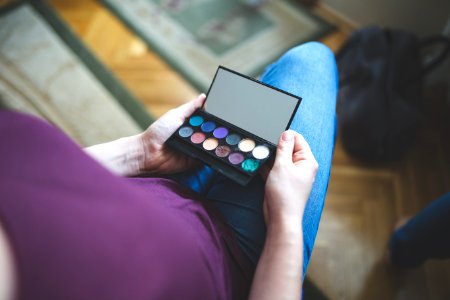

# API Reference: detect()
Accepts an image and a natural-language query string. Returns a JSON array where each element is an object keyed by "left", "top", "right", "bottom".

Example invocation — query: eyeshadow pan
[
  {"left": 252, "top": 145, "right": 270, "bottom": 159},
  {"left": 203, "top": 138, "right": 219, "bottom": 150},
  {"left": 213, "top": 127, "right": 228, "bottom": 139},
  {"left": 178, "top": 126, "right": 194, "bottom": 138},
  {"left": 242, "top": 159, "right": 260, "bottom": 172},
  {"left": 189, "top": 115, "right": 204, "bottom": 127},
  {"left": 191, "top": 132, "right": 206, "bottom": 144},
  {"left": 226, "top": 134, "right": 241, "bottom": 145},
  {"left": 201, "top": 121, "right": 216, "bottom": 132},
  {"left": 228, "top": 152, "right": 244, "bottom": 165},
  {"left": 215, "top": 145, "right": 231, "bottom": 157},
  {"left": 238, "top": 139, "right": 256, "bottom": 152}
]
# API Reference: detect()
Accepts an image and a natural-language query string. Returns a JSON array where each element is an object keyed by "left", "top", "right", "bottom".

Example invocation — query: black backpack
[{"left": 337, "top": 26, "right": 449, "bottom": 161}]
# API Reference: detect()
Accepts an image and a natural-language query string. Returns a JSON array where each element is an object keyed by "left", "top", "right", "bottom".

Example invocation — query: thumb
[
  {"left": 175, "top": 93, "right": 206, "bottom": 118},
  {"left": 275, "top": 130, "right": 295, "bottom": 164}
]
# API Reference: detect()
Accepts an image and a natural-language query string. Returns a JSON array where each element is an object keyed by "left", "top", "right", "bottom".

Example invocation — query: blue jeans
[
  {"left": 171, "top": 42, "right": 338, "bottom": 276},
  {"left": 389, "top": 192, "right": 450, "bottom": 267}
]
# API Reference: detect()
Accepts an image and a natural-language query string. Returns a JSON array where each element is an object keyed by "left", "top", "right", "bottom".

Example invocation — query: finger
[
  {"left": 274, "top": 130, "right": 295, "bottom": 164},
  {"left": 293, "top": 132, "right": 314, "bottom": 159},
  {"left": 292, "top": 133, "right": 309, "bottom": 152},
  {"left": 175, "top": 94, "right": 206, "bottom": 118}
]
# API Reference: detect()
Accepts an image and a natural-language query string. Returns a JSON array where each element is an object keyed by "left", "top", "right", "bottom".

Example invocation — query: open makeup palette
[{"left": 166, "top": 66, "right": 301, "bottom": 186}]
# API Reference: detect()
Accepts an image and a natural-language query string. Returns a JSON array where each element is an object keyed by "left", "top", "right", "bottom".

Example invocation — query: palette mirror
[{"left": 204, "top": 67, "right": 300, "bottom": 145}]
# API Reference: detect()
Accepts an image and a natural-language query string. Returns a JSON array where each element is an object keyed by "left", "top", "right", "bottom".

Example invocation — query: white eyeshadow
[{"left": 252, "top": 145, "right": 270, "bottom": 159}]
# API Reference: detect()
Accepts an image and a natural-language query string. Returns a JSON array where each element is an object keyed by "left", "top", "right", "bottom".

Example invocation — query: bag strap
[{"left": 419, "top": 35, "right": 450, "bottom": 75}]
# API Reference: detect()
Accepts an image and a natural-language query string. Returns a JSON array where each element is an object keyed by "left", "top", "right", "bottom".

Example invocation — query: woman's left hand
[{"left": 137, "top": 94, "right": 206, "bottom": 174}]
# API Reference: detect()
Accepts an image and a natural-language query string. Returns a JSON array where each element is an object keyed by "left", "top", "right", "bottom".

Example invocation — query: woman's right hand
[
  {"left": 262, "top": 130, "right": 318, "bottom": 229},
  {"left": 249, "top": 130, "right": 317, "bottom": 300}
]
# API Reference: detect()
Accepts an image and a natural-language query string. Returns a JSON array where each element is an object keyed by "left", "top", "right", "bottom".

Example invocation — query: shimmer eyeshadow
[
  {"left": 226, "top": 134, "right": 241, "bottom": 145},
  {"left": 166, "top": 67, "right": 302, "bottom": 186},
  {"left": 228, "top": 152, "right": 244, "bottom": 165},
  {"left": 189, "top": 115, "right": 204, "bottom": 126},
  {"left": 191, "top": 132, "right": 206, "bottom": 144},
  {"left": 178, "top": 126, "right": 194, "bottom": 138},
  {"left": 201, "top": 121, "right": 216, "bottom": 132},
  {"left": 215, "top": 145, "right": 231, "bottom": 157},
  {"left": 238, "top": 139, "right": 256, "bottom": 152},
  {"left": 242, "top": 159, "right": 259, "bottom": 172},
  {"left": 203, "top": 138, "right": 219, "bottom": 150},
  {"left": 252, "top": 145, "right": 270, "bottom": 159},
  {"left": 213, "top": 127, "right": 228, "bottom": 139}
]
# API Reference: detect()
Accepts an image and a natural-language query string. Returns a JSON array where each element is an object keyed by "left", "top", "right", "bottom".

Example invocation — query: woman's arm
[
  {"left": 84, "top": 94, "right": 206, "bottom": 176},
  {"left": 84, "top": 135, "right": 144, "bottom": 177},
  {"left": 249, "top": 219, "right": 304, "bottom": 299},
  {"left": 0, "top": 222, "right": 16, "bottom": 300},
  {"left": 250, "top": 130, "right": 318, "bottom": 300}
]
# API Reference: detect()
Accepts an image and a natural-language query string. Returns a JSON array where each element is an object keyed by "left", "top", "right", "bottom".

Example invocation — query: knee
[
  {"left": 281, "top": 42, "right": 335, "bottom": 65},
  {"left": 389, "top": 229, "right": 425, "bottom": 268}
]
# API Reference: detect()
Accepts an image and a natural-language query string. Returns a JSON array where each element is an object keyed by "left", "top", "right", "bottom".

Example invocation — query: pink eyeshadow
[{"left": 191, "top": 132, "right": 206, "bottom": 144}]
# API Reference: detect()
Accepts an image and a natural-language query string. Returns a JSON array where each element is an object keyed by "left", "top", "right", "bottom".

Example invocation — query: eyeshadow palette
[
  {"left": 170, "top": 109, "right": 274, "bottom": 184},
  {"left": 167, "top": 66, "right": 301, "bottom": 186}
]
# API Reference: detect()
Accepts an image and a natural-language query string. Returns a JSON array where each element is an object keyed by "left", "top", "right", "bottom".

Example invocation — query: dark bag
[{"left": 337, "top": 26, "right": 450, "bottom": 161}]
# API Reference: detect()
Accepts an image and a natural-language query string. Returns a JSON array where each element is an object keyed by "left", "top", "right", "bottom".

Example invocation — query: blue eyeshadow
[
  {"left": 189, "top": 115, "right": 204, "bottom": 126},
  {"left": 201, "top": 121, "right": 216, "bottom": 132},
  {"left": 178, "top": 126, "right": 194, "bottom": 138}
]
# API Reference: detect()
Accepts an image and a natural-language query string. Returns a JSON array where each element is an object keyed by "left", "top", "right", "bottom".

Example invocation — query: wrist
[
  {"left": 129, "top": 133, "right": 147, "bottom": 175},
  {"left": 264, "top": 197, "right": 305, "bottom": 234},
  {"left": 266, "top": 212, "right": 303, "bottom": 240},
  {"left": 137, "top": 130, "right": 162, "bottom": 174},
  {"left": 84, "top": 134, "right": 146, "bottom": 177},
  {"left": 106, "top": 134, "right": 146, "bottom": 176}
]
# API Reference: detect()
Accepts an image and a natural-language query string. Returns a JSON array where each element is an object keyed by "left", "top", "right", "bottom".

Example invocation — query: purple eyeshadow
[
  {"left": 228, "top": 152, "right": 245, "bottom": 165},
  {"left": 213, "top": 127, "right": 228, "bottom": 139}
]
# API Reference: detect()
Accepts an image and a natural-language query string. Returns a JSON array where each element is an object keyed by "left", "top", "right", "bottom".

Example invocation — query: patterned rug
[
  {"left": 100, "top": 0, "right": 334, "bottom": 91},
  {"left": 0, "top": 1, "right": 153, "bottom": 146}
]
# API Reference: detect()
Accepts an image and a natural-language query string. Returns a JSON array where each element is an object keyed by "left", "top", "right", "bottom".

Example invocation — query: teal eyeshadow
[
  {"left": 241, "top": 159, "right": 260, "bottom": 173},
  {"left": 189, "top": 115, "right": 204, "bottom": 126},
  {"left": 226, "top": 134, "right": 241, "bottom": 145}
]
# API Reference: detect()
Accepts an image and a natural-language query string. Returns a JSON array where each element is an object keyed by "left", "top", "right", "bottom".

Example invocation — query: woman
[{"left": 0, "top": 42, "right": 337, "bottom": 299}]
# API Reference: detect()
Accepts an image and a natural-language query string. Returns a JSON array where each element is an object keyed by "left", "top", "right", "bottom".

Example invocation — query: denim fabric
[
  {"left": 389, "top": 192, "right": 450, "bottom": 267},
  {"left": 170, "top": 42, "right": 338, "bottom": 276}
]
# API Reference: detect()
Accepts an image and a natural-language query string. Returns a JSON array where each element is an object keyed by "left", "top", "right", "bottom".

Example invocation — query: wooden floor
[{"left": 51, "top": 1, "right": 450, "bottom": 299}]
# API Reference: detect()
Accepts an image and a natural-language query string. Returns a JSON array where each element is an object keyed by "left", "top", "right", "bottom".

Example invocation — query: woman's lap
[{"left": 171, "top": 41, "right": 338, "bottom": 276}]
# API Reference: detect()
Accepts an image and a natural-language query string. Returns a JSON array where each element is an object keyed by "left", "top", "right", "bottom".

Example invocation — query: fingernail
[{"left": 282, "top": 131, "right": 293, "bottom": 141}]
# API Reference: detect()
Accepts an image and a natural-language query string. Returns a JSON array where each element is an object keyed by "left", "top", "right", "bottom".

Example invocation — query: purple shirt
[{"left": 0, "top": 111, "right": 252, "bottom": 299}]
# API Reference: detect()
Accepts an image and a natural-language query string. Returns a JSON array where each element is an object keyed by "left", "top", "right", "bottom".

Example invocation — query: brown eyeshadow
[{"left": 215, "top": 145, "right": 231, "bottom": 157}]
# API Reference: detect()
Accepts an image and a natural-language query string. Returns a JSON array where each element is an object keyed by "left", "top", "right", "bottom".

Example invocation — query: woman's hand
[
  {"left": 262, "top": 130, "right": 318, "bottom": 229},
  {"left": 85, "top": 94, "right": 205, "bottom": 177},
  {"left": 249, "top": 131, "right": 317, "bottom": 300},
  {"left": 138, "top": 94, "right": 206, "bottom": 174}
]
